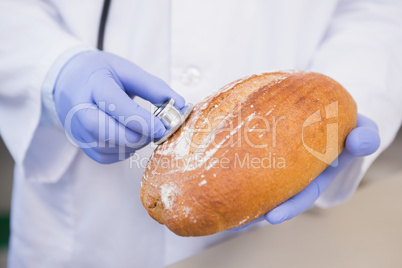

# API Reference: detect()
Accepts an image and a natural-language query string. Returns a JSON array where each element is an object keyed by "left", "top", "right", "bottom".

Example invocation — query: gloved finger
[
  {"left": 81, "top": 148, "right": 132, "bottom": 164},
  {"left": 66, "top": 120, "right": 97, "bottom": 149},
  {"left": 265, "top": 146, "right": 355, "bottom": 225},
  {"left": 89, "top": 69, "right": 166, "bottom": 139},
  {"left": 356, "top": 114, "right": 379, "bottom": 131},
  {"left": 264, "top": 115, "right": 381, "bottom": 225},
  {"left": 232, "top": 155, "right": 348, "bottom": 227},
  {"left": 74, "top": 116, "right": 142, "bottom": 155},
  {"left": 228, "top": 216, "right": 265, "bottom": 232},
  {"left": 75, "top": 106, "right": 151, "bottom": 149},
  {"left": 108, "top": 53, "right": 185, "bottom": 108},
  {"left": 347, "top": 114, "right": 380, "bottom": 156},
  {"left": 65, "top": 124, "right": 130, "bottom": 163},
  {"left": 76, "top": 126, "right": 140, "bottom": 155},
  {"left": 63, "top": 104, "right": 98, "bottom": 149},
  {"left": 345, "top": 127, "right": 380, "bottom": 156},
  {"left": 265, "top": 176, "right": 326, "bottom": 225}
]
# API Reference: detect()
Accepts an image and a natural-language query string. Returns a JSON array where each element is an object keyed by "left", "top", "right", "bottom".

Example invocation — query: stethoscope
[{"left": 97, "top": 0, "right": 193, "bottom": 145}]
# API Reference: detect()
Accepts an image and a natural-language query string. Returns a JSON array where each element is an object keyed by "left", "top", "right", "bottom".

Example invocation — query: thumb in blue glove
[
  {"left": 54, "top": 50, "right": 185, "bottom": 164},
  {"left": 231, "top": 114, "right": 380, "bottom": 231}
]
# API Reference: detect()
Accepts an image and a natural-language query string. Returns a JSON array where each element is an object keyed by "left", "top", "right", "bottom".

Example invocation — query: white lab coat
[{"left": 0, "top": 0, "right": 401, "bottom": 267}]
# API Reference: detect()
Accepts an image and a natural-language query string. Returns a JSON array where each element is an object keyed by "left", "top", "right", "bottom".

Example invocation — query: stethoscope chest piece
[{"left": 153, "top": 99, "right": 193, "bottom": 145}]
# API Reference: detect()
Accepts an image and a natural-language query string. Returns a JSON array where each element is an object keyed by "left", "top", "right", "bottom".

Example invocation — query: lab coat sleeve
[
  {"left": 0, "top": 0, "right": 93, "bottom": 182},
  {"left": 308, "top": 0, "right": 402, "bottom": 207}
]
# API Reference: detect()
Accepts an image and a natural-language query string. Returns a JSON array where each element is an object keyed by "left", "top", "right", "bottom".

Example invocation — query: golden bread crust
[{"left": 140, "top": 71, "right": 357, "bottom": 236}]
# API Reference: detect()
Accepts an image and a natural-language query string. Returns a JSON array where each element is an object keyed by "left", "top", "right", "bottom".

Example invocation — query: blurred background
[
  {"left": 0, "top": 128, "right": 401, "bottom": 267},
  {"left": 0, "top": 137, "right": 13, "bottom": 267}
]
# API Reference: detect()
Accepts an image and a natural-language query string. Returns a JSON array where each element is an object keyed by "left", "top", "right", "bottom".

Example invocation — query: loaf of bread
[{"left": 140, "top": 71, "right": 357, "bottom": 236}]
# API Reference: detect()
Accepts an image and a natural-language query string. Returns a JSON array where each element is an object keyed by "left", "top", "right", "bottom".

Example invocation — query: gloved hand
[
  {"left": 54, "top": 50, "right": 185, "bottom": 164},
  {"left": 231, "top": 114, "right": 380, "bottom": 231}
]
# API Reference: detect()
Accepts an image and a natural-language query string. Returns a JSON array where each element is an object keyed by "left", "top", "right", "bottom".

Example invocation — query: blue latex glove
[
  {"left": 54, "top": 50, "right": 185, "bottom": 164},
  {"left": 231, "top": 114, "right": 380, "bottom": 231}
]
